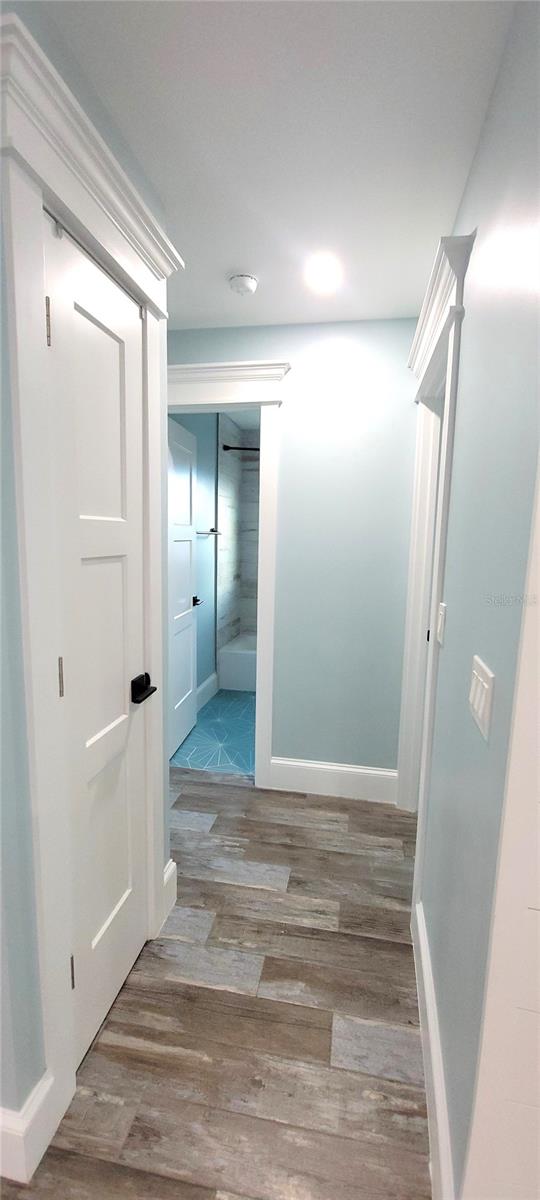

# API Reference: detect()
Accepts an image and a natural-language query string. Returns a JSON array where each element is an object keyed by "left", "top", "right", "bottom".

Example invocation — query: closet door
[{"left": 44, "top": 214, "right": 148, "bottom": 1064}]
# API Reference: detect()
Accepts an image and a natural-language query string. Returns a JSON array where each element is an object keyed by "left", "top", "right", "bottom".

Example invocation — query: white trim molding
[
  {"left": 396, "top": 402, "right": 441, "bottom": 812},
  {"left": 253, "top": 405, "right": 281, "bottom": 790},
  {"left": 397, "top": 232, "right": 477, "bottom": 1200},
  {"left": 412, "top": 902, "right": 455, "bottom": 1200},
  {"left": 269, "top": 758, "right": 398, "bottom": 805},
  {"left": 197, "top": 672, "right": 218, "bottom": 711},
  {"left": 0, "top": 13, "right": 183, "bottom": 313},
  {"left": 160, "top": 859, "right": 178, "bottom": 929},
  {"left": 0, "top": 1070, "right": 71, "bottom": 1185},
  {"left": 168, "top": 366, "right": 287, "bottom": 793},
  {"left": 168, "top": 361, "right": 291, "bottom": 385},
  {"left": 168, "top": 359, "right": 291, "bottom": 412},
  {"left": 408, "top": 235, "right": 475, "bottom": 394},
  {"left": 397, "top": 233, "right": 475, "bottom": 815}
]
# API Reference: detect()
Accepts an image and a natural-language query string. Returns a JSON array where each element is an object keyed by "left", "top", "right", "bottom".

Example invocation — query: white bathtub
[{"left": 218, "top": 632, "right": 257, "bottom": 692}]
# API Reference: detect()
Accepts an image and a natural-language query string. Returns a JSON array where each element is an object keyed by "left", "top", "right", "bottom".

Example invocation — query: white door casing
[
  {"left": 44, "top": 215, "right": 148, "bottom": 1064},
  {"left": 167, "top": 363, "right": 291, "bottom": 788},
  {"left": 396, "top": 401, "right": 442, "bottom": 814},
  {"left": 397, "top": 234, "right": 475, "bottom": 820},
  {"left": 399, "top": 234, "right": 475, "bottom": 1200},
  {"left": 168, "top": 419, "right": 197, "bottom": 757}
]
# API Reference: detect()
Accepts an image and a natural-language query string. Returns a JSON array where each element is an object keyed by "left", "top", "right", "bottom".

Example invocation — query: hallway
[{"left": 4, "top": 771, "right": 429, "bottom": 1199}]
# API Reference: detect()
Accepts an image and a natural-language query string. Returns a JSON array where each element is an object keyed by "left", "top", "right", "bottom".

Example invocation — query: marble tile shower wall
[{"left": 217, "top": 416, "right": 260, "bottom": 651}]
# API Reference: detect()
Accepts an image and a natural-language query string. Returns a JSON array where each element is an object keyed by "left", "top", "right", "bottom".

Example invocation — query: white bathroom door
[
  {"left": 43, "top": 214, "right": 148, "bottom": 1064},
  {"left": 168, "top": 419, "right": 197, "bottom": 756}
]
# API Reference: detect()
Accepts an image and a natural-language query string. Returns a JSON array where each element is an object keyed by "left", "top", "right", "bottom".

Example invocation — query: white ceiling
[{"left": 41, "top": 1, "right": 512, "bottom": 329}]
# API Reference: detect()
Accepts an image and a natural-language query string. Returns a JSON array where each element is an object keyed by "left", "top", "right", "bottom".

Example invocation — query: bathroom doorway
[{"left": 168, "top": 407, "right": 261, "bottom": 778}]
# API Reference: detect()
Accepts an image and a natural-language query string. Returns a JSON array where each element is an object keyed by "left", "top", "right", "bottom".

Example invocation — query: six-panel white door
[
  {"left": 168, "top": 419, "right": 197, "bottom": 757},
  {"left": 44, "top": 214, "right": 148, "bottom": 1064}
]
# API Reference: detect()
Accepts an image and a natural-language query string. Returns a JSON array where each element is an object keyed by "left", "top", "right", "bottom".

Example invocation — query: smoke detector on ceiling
[{"left": 228, "top": 273, "right": 258, "bottom": 296}]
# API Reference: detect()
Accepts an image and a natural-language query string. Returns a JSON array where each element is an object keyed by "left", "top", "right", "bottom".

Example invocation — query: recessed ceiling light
[{"left": 303, "top": 251, "right": 344, "bottom": 295}]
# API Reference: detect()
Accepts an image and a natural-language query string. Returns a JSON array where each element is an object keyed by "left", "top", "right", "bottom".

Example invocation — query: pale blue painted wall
[
  {"left": 171, "top": 414, "right": 218, "bottom": 688},
  {"left": 168, "top": 320, "right": 417, "bottom": 768},
  {"left": 421, "top": 5, "right": 539, "bottom": 1189},
  {"left": 1, "top": 230, "right": 46, "bottom": 1110}
]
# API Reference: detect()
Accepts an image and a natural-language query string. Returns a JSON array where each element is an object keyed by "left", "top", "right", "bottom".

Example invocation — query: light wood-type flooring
[{"left": 3, "top": 768, "right": 430, "bottom": 1200}]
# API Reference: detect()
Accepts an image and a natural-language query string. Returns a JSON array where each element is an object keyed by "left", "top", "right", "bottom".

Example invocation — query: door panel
[
  {"left": 44, "top": 215, "right": 147, "bottom": 1064},
  {"left": 168, "top": 419, "right": 197, "bottom": 757}
]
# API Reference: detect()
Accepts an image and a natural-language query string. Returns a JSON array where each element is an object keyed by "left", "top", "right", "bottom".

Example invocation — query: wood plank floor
[{"left": 3, "top": 769, "right": 430, "bottom": 1200}]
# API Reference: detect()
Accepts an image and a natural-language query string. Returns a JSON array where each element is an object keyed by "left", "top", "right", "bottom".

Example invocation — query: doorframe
[
  {"left": 395, "top": 234, "right": 476, "bottom": 1200},
  {"left": 167, "top": 417, "right": 198, "bottom": 758},
  {"left": 168, "top": 361, "right": 291, "bottom": 787},
  {"left": 397, "top": 234, "right": 475, "bottom": 822},
  {"left": 0, "top": 15, "right": 182, "bottom": 1182}
]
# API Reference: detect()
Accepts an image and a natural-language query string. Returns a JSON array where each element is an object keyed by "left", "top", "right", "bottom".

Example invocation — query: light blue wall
[
  {"left": 421, "top": 5, "right": 539, "bottom": 1190},
  {"left": 1, "top": 229, "right": 46, "bottom": 1110},
  {"left": 168, "top": 320, "right": 417, "bottom": 768},
  {"left": 3, "top": 3, "right": 164, "bottom": 222},
  {"left": 171, "top": 414, "right": 218, "bottom": 688}
]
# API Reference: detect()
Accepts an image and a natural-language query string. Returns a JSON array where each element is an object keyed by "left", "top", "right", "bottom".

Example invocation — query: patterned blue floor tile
[{"left": 170, "top": 690, "right": 255, "bottom": 776}]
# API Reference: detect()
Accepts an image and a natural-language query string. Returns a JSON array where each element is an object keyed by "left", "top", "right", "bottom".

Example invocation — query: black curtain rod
[{"left": 222, "top": 443, "right": 260, "bottom": 453}]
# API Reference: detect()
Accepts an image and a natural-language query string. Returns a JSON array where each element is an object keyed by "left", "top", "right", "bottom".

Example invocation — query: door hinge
[
  {"left": 45, "top": 295, "right": 51, "bottom": 346},
  {"left": 70, "top": 954, "right": 75, "bottom": 990},
  {"left": 139, "top": 304, "right": 144, "bottom": 320},
  {"left": 58, "top": 656, "right": 64, "bottom": 697},
  {"left": 426, "top": 629, "right": 430, "bottom": 642}
]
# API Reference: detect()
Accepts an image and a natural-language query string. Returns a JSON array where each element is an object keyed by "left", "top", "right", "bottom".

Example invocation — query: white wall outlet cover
[
  {"left": 436, "top": 602, "right": 447, "bottom": 646},
  {"left": 469, "top": 654, "right": 495, "bottom": 741}
]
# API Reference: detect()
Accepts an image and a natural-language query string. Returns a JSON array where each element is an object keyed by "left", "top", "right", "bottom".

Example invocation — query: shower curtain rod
[{"left": 222, "top": 443, "right": 260, "bottom": 453}]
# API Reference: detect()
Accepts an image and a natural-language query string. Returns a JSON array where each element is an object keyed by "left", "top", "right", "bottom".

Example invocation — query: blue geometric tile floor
[{"left": 170, "top": 690, "right": 255, "bottom": 776}]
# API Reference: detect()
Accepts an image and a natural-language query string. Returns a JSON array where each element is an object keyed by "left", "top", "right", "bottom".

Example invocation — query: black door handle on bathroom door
[
  {"left": 193, "top": 596, "right": 204, "bottom": 607},
  {"left": 131, "top": 673, "right": 157, "bottom": 704}
]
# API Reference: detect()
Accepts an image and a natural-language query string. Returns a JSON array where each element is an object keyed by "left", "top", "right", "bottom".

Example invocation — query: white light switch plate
[
  {"left": 469, "top": 655, "right": 495, "bottom": 740},
  {"left": 436, "top": 602, "right": 447, "bottom": 646}
]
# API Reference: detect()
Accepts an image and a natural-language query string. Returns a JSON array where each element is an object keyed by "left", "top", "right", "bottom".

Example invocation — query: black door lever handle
[
  {"left": 193, "top": 595, "right": 204, "bottom": 607},
  {"left": 131, "top": 672, "right": 157, "bottom": 704}
]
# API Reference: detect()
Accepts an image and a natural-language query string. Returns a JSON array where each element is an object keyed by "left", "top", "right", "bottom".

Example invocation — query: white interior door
[
  {"left": 168, "top": 418, "right": 197, "bottom": 757},
  {"left": 44, "top": 214, "right": 148, "bottom": 1064}
]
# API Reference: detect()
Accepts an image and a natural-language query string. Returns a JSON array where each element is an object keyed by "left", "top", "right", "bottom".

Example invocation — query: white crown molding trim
[
  {"left": 168, "top": 361, "right": 291, "bottom": 385},
  {"left": 408, "top": 234, "right": 475, "bottom": 393},
  {"left": 0, "top": 1069, "right": 74, "bottom": 1184},
  {"left": 168, "top": 360, "right": 291, "bottom": 412},
  {"left": 0, "top": 13, "right": 183, "bottom": 282},
  {"left": 412, "top": 902, "right": 455, "bottom": 1200},
  {"left": 269, "top": 757, "right": 398, "bottom": 805}
]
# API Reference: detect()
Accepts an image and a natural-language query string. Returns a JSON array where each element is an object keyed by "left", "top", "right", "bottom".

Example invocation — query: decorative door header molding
[
  {"left": 168, "top": 361, "right": 291, "bottom": 385},
  {"left": 408, "top": 233, "right": 476, "bottom": 394}
]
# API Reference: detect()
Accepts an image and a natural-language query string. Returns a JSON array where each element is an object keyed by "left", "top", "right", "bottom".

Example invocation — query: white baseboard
[
  {"left": 161, "top": 858, "right": 177, "bottom": 927},
  {"left": 0, "top": 1068, "right": 74, "bottom": 1183},
  {"left": 197, "top": 672, "right": 218, "bottom": 711},
  {"left": 268, "top": 756, "right": 397, "bottom": 804},
  {"left": 412, "top": 900, "right": 455, "bottom": 1200}
]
